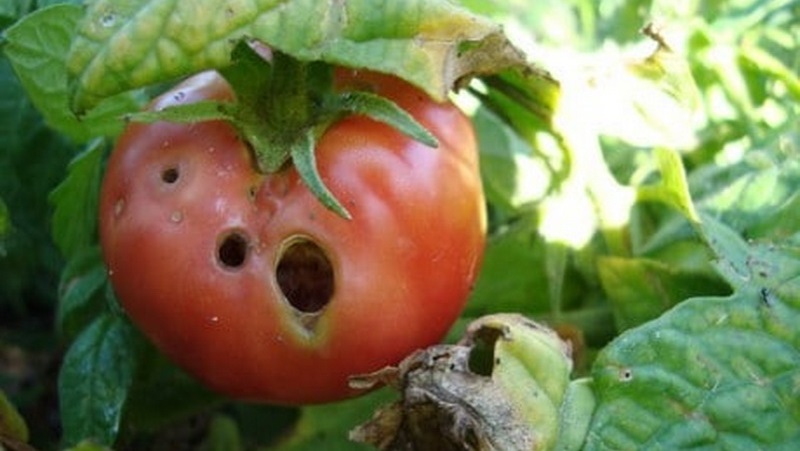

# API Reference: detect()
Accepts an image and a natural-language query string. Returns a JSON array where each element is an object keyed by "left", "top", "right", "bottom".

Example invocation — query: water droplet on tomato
[{"left": 170, "top": 211, "right": 183, "bottom": 223}]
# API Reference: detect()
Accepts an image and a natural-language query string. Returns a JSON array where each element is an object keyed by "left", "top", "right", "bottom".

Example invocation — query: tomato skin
[{"left": 99, "top": 70, "right": 486, "bottom": 404}]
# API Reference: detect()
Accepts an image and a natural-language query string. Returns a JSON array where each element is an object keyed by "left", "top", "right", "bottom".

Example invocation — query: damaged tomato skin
[{"left": 99, "top": 70, "right": 486, "bottom": 404}]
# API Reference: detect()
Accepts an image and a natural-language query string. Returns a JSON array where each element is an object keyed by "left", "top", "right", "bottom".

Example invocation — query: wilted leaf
[{"left": 350, "top": 314, "right": 590, "bottom": 451}]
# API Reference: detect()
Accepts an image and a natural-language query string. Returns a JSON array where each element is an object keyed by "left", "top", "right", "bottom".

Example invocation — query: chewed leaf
[
  {"left": 586, "top": 232, "right": 800, "bottom": 449},
  {"left": 68, "top": 0, "right": 527, "bottom": 111}
]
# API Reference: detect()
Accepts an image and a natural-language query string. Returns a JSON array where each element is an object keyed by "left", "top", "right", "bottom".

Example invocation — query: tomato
[{"left": 99, "top": 69, "right": 486, "bottom": 404}]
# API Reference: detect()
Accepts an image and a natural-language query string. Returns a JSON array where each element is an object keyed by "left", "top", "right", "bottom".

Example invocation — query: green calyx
[{"left": 128, "top": 41, "right": 438, "bottom": 220}]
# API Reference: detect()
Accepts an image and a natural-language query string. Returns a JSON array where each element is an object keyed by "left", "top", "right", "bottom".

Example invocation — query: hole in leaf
[
  {"left": 162, "top": 167, "right": 180, "bottom": 184},
  {"left": 217, "top": 231, "right": 248, "bottom": 269},
  {"left": 276, "top": 237, "right": 334, "bottom": 313}
]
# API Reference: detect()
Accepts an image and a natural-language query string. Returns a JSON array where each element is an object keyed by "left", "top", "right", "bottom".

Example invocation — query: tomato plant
[
  {"left": 99, "top": 69, "right": 486, "bottom": 404},
  {"left": 1, "top": 0, "right": 798, "bottom": 449}
]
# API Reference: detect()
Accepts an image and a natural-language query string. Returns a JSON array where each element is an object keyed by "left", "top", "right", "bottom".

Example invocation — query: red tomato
[{"left": 99, "top": 69, "right": 486, "bottom": 404}]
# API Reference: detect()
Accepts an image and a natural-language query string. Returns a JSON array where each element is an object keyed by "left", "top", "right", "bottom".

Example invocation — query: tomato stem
[{"left": 130, "top": 40, "right": 438, "bottom": 219}]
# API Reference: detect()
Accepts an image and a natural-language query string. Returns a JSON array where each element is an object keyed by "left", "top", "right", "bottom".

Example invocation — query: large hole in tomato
[
  {"left": 276, "top": 237, "right": 334, "bottom": 313},
  {"left": 217, "top": 231, "right": 248, "bottom": 269}
]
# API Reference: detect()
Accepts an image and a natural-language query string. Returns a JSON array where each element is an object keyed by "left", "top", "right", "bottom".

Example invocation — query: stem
[{"left": 264, "top": 52, "right": 313, "bottom": 132}]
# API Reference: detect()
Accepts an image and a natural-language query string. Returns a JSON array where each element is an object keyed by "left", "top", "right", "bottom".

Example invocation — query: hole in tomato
[
  {"left": 161, "top": 167, "right": 180, "bottom": 184},
  {"left": 217, "top": 231, "right": 248, "bottom": 269},
  {"left": 276, "top": 237, "right": 334, "bottom": 313}
]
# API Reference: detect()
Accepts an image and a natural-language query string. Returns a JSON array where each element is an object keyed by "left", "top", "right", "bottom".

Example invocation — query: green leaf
[
  {"left": 291, "top": 129, "right": 351, "bottom": 219},
  {"left": 473, "top": 106, "right": 551, "bottom": 213},
  {"left": 274, "top": 389, "right": 395, "bottom": 451},
  {"left": 59, "top": 314, "right": 138, "bottom": 447},
  {"left": 586, "top": 223, "right": 800, "bottom": 448},
  {"left": 49, "top": 139, "right": 105, "bottom": 260},
  {"left": 63, "top": 441, "right": 114, "bottom": 451},
  {"left": 557, "top": 378, "right": 596, "bottom": 451},
  {"left": 470, "top": 69, "right": 565, "bottom": 190},
  {"left": 57, "top": 246, "right": 107, "bottom": 339},
  {"left": 698, "top": 156, "right": 800, "bottom": 241},
  {"left": 466, "top": 221, "right": 552, "bottom": 316},
  {"left": 700, "top": 214, "right": 799, "bottom": 296},
  {"left": 598, "top": 256, "right": 730, "bottom": 331},
  {"left": 0, "top": 53, "right": 74, "bottom": 307},
  {"left": 121, "top": 347, "right": 222, "bottom": 435},
  {"left": 68, "top": 0, "right": 529, "bottom": 110},
  {"left": 3, "top": 4, "right": 139, "bottom": 141},
  {"left": 0, "top": 0, "right": 31, "bottom": 29},
  {"left": 201, "top": 415, "right": 244, "bottom": 451},
  {"left": 638, "top": 147, "right": 700, "bottom": 223},
  {"left": 739, "top": 40, "right": 800, "bottom": 102}
]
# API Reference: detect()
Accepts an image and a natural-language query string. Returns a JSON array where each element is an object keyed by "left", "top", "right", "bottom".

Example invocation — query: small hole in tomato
[
  {"left": 161, "top": 167, "right": 180, "bottom": 184},
  {"left": 217, "top": 231, "right": 248, "bottom": 269},
  {"left": 276, "top": 237, "right": 334, "bottom": 313}
]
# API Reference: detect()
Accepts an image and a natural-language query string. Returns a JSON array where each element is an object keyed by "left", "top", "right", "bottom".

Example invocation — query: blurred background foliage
[{"left": 0, "top": 0, "right": 797, "bottom": 449}]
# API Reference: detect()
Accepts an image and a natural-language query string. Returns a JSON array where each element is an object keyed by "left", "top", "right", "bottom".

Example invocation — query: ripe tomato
[{"left": 99, "top": 69, "right": 486, "bottom": 404}]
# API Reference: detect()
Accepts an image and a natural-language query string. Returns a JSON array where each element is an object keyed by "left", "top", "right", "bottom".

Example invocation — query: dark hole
[
  {"left": 217, "top": 232, "right": 248, "bottom": 269},
  {"left": 162, "top": 167, "right": 180, "bottom": 184},
  {"left": 276, "top": 238, "right": 334, "bottom": 313},
  {"left": 467, "top": 327, "right": 502, "bottom": 376}
]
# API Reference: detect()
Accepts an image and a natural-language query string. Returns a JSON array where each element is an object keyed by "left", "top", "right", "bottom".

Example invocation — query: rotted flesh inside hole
[
  {"left": 217, "top": 231, "right": 248, "bottom": 269},
  {"left": 276, "top": 237, "right": 334, "bottom": 313}
]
